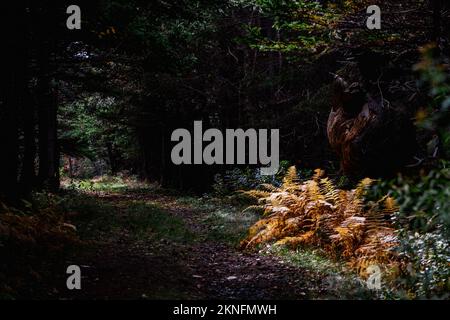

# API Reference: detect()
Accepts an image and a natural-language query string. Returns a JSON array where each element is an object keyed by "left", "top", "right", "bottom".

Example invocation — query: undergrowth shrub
[
  {"left": 62, "top": 174, "right": 146, "bottom": 192},
  {"left": 240, "top": 166, "right": 400, "bottom": 283},
  {"left": 212, "top": 161, "right": 305, "bottom": 195},
  {"left": 0, "top": 194, "right": 80, "bottom": 298},
  {"left": 389, "top": 162, "right": 450, "bottom": 298}
]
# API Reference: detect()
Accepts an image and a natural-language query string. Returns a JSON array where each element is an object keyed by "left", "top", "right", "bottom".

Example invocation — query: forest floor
[{"left": 53, "top": 178, "right": 374, "bottom": 300}]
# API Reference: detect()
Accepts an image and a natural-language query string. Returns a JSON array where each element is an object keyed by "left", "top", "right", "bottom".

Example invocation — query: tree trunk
[
  {"left": 19, "top": 8, "right": 35, "bottom": 194},
  {"left": 432, "top": 0, "right": 443, "bottom": 44},
  {"left": 35, "top": 5, "right": 60, "bottom": 192},
  {"left": 0, "top": 4, "right": 26, "bottom": 203},
  {"left": 0, "top": 59, "right": 19, "bottom": 203},
  {"left": 20, "top": 89, "right": 37, "bottom": 192},
  {"left": 37, "top": 60, "right": 60, "bottom": 191},
  {"left": 106, "top": 142, "right": 118, "bottom": 175}
]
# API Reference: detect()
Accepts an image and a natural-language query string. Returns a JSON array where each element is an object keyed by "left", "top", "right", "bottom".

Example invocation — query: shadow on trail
[{"left": 59, "top": 187, "right": 367, "bottom": 300}]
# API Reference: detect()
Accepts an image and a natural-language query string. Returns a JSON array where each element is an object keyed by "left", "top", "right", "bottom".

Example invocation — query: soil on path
[{"left": 61, "top": 190, "right": 332, "bottom": 300}]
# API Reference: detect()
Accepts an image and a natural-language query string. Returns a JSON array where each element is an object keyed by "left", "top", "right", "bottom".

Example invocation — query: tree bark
[
  {"left": 432, "top": 0, "right": 443, "bottom": 44},
  {"left": 35, "top": 5, "right": 60, "bottom": 192},
  {"left": 19, "top": 6, "right": 36, "bottom": 194},
  {"left": 0, "top": 4, "right": 26, "bottom": 203}
]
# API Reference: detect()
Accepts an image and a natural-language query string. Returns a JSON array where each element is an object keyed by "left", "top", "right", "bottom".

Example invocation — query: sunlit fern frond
[
  {"left": 331, "top": 216, "right": 367, "bottom": 258},
  {"left": 240, "top": 189, "right": 272, "bottom": 200},
  {"left": 241, "top": 167, "right": 399, "bottom": 277},
  {"left": 336, "top": 189, "right": 349, "bottom": 208},
  {"left": 316, "top": 211, "right": 341, "bottom": 238},
  {"left": 280, "top": 216, "right": 303, "bottom": 234},
  {"left": 248, "top": 217, "right": 269, "bottom": 233},
  {"left": 355, "top": 177, "right": 374, "bottom": 199},
  {"left": 354, "top": 234, "right": 398, "bottom": 277},
  {"left": 365, "top": 209, "right": 389, "bottom": 232},
  {"left": 342, "top": 191, "right": 364, "bottom": 217},
  {"left": 274, "top": 231, "right": 316, "bottom": 248},
  {"left": 282, "top": 166, "right": 299, "bottom": 189},
  {"left": 305, "top": 180, "right": 324, "bottom": 201},
  {"left": 320, "top": 177, "right": 339, "bottom": 204},
  {"left": 242, "top": 215, "right": 289, "bottom": 248},
  {"left": 363, "top": 196, "right": 398, "bottom": 232},
  {"left": 382, "top": 196, "right": 399, "bottom": 216}
]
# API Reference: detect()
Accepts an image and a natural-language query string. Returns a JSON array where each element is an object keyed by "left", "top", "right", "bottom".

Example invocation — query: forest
[{"left": 0, "top": 0, "right": 449, "bottom": 301}]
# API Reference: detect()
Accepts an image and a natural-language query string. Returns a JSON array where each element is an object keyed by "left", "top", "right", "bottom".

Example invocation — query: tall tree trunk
[
  {"left": 106, "top": 142, "right": 118, "bottom": 175},
  {"left": 36, "top": 5, "right": 60, "bottom": 192},
  {"left": 0, "top": 4, "right": 26, "bottom": 203},
  {"left": 0, "top": 57, "right": 19, "bottom": 202},
  {"left": 37, "top": 56, "right": 60, "bottom": 191},
  {"left": 20, "top": 89, "right": 37, "bottom": 193},
  {"left": 432, "top": 0, "right": 443, "bottom": 44},
  {"left": 19, "top": 5, "right": 35, "bottom": 195}
]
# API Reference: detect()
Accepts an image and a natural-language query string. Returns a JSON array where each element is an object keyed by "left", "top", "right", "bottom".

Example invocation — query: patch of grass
[
  {"left": 62, "top": 176, "right": 155, "bottom": 193},
  {"left": 123, "top": 201, "right": 195, "bottom": 242},
  {"left": 265, "top": 245, "right": 378, "bottom": 299},
  {"left": 61, "top": 191, "right": 194, "bottom": 243},
  {"left": 175, "top": 196, "right": 213, "bottom": 209},
  {"left": 269, "top": 246, "right": 341, "bottom": 274},
  {"left": 60, "top": 192, "right": 118, "bottom": 237},
  {"left": 201, "top": 207, "right": 258, "bottom": 244},
  {"left": 175, "top": 196, "right": 258, "bottom": 244}
]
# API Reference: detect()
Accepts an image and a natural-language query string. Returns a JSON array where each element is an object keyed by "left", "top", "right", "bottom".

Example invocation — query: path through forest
[{"left": 60, "top": 184, "right": 367, "bottom": 300}]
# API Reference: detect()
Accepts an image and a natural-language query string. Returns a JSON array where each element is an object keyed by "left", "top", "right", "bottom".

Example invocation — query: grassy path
[{"left": 58, "top": 181, "right": 370, "bottom": 300}]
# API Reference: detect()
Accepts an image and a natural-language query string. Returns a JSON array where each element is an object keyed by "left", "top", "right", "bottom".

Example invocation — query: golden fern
[
  {"left": 305, "top": 180, "right": 324, "bottom": 201},
  {"left": 312, "top": 168, "right": 325, "bottom": 181},
  {"left": 260, "top": 183, "right": 280, "bottom": 192},
  {"left": 320, "top": 177, "right": 340, "bottom": 204},
  {"left": 241, "top": 189, "right": 272, "bottom": 200},
  {"left": 355, "top": 177, "right": 374, "bottom": 198},
  {"left": 282, "top": 166, "right": 301, "bottom": 191},
  {"left": 382, "top": 196, "right": 399, "bottom": 216},
  {"left": 241, "top": 167, "right": 400, "bottom": 278},
  {"left": 242, "top": 205, "right": 265, "bottom": 214}
]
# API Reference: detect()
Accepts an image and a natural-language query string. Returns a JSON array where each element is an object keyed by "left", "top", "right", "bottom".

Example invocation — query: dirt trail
[{"left": 63, "top": 190, "right": 328, "bottom": 300}]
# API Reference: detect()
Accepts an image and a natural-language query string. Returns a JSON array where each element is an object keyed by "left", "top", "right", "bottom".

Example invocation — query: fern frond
[
  {"left": 240, "top": 190, "right": 272, "bottom": 199},
  {"left": 282, "top": 166, "right": 299, "bottom": 188},
  {"left": 242, "top": 205, "right": 265, "bottom": 214},
  {"left": 355, "top": 177, "right": 373, "bottom": 198},
  {"left": 275, "top": 231, "right": 316, "bottom": 248},
  {"left": 320, "top": 177, "right": 339, "bottom": 204},
  {"left": 305, "top": 180, "right": 324, "bottom": 201},
  {"left": 312, "top": 168, "right": 325, "bottom": 181},
  {"left": 383, "top": 196, "right": 399, "bottom": 216},
  {"left": 259, "top": 183, "right": 280, "bottom": 192},
  {"left": 241, "top": 167, "right": 399, "bottom": 277}
]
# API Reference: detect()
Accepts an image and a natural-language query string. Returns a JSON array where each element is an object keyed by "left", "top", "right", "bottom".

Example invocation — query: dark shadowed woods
[{"left": 0, "top": 0, "right": 449, "bottom": 300}]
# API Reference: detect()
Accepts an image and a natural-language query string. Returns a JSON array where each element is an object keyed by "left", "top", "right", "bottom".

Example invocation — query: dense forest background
[
  {"left": 0, "top": 0, "right": 449, "bottom": 300},
  {"left": 1, "top": 0, "right": 450, "bottom": 195}
]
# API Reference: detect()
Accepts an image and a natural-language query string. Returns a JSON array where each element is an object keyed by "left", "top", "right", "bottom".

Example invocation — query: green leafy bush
[
  {"left": 414, "top": 44, "right": 450, "bottom": 156},
  {"left": 211, "top": 161, "right": 299, "bottom": 195},
  {"left": 389, "top": 162, "right": 450, "bottom": 298}
]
